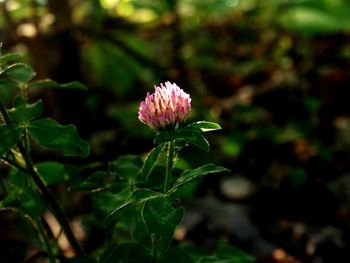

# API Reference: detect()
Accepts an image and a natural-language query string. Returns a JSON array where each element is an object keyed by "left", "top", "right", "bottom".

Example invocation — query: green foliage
[
  {"left": 0, "top": 63, "right": 35, "bottom": 83},
  {"left": 154, "top": 121, "right": 222, "bottom": 152},
  {"left": 0, "top": 124, "right": 22, "bottom": 155},
  {"left": 142, "top": 196, "right": 184, "bottom": 254},
  {"left": 28, "top": 118, "right": 90, "bottom": 158},
  {"left": 169, "top": 164, "right": 229, "bottom": 193},
  {"left": 36, "top": 162, "right": 69, "bottom": 185},
  {"left": 142, "top": 144, "right": 164, "bottom": 179},
  {"left": 8, "top": 97, "right": 43, "bottom": 123},
  {"left": 30, "top": 79, "right": 88, "bottom": 91}
]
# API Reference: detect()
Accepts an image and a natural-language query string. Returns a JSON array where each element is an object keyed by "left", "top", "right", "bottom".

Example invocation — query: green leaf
[
  {"left": 8, "top": 168, "right": 28, "bottom": 188},
  {"left": 142, "top": 196, "right": 184, "bottom": 254},
  {"left": 36, "top": 162, "right": 69, "bottom": 185},
  {"left": 155, "top": 130, "right": 209, "bottom": 152},
  {"left": 0, "top": 53, "right": 24, "bottom": 66},
  {"left": 30, "top": 79, "right": 88, "bottom": 91},
  {"left": 184, "top": 121, "right": 221, "bottom": 132},
  {"left": 20, "top": 189, "right": 47, "bottom": 216},
  {"left": 169, "top": 164, "right": 229, "bottom": 193},
  {"left": 216, "top": 243, "right": 255, "bottom": 263},
  {"left": 158, "top": 247, "right": 194, "bottom": 263},
  {"left": 279, "top": 6, "right": 350, "bottom": 33},
  {"left": 0, "top": 124, "right": 22, "bottom": 156},
  {"left": 196, "top": 256, "right": 231, "bottom": 263},
  {"left": 2, "top": 63, "right": 36, "bottom": 82},
  {"left": 27, "top": 118, "right": 90, "bottom": 157},
  {"left": 142, "top": 144, "right": 163, "bottom": 179},
  {"left": 8, "top": 97, "right": 43, "bottom": 123},
  {"left": 0, "top": 79, "right": 18, "bottom": 89},
  {"left": 103, "top": 189, "right": 162, "bottom": 227},
  {"left": 62, "top": 255, "right": 97, "bottom": 263},
  {"left": 100, "top": 243, "right": 152, "bottom": 263},
  {"left": 70, "top": 171, "right": 106, "bottom": 192},
  {"left": 92, "top": 189, "right": 132, "bottom": 222},
  {"left": 110, "top": 155, "right": 143, "bottom": 180}
]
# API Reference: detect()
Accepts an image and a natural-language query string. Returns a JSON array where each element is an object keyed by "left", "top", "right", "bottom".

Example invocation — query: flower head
[{"left": 138, "top": 81, "right": 191, "bottom": 130}]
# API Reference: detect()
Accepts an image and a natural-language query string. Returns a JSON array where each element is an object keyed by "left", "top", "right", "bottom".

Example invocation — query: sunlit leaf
[
  {"left": 28, "top": 118, "right": 90, "bottom": 157},
  {"left": 184, "top": 121, "right": 221, "bottom": 132}
]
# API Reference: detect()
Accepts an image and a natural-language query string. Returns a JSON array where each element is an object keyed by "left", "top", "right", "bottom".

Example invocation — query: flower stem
[
  {"left": 164, "top": 140, "right": 175, "bottom": 193},
  {"left": 36, "top": 217, "right": 57, "bottom": 263},
  {"left": 0, "top": 99, "right": 84, "bottom": 256}
]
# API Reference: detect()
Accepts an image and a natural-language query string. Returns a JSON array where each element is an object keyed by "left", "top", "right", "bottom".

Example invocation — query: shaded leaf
[
  {"left": 36, "top": 162, "right": 69, "bottom": 185},
  {"left": 142, "top": 144, "right": 163, "bottom": 179},
  {"left": 110, "top": 155, "right": 143, "bottom": 180},
  {"left": 30, "top": 79, "right": 87, "bottom": 91},
  {"left": 20, "top": 189, "right": 47, "bottom": 217},
  {"left": 142, "top": 196, "right": 184, "bottom": 254},
  {"left": 100, "top": 243, "right": 152, "bottom": 263},
  {"left": 0, "top": 124, "right": 22, "bottom": 156},
  {"left": 103, "top": 189, "right": 162, "bottom": 227},
  {"left": 2, "top": 63, "right": 35, "bottom": 82},
  {"left": 63, "top": 255, "right": 97, "bottom": 263},
  {"left": 0, "top": 79, "right": 18, "bottom": 89},
  {"left": 170, "top": 164, "right": 229, "bottom": 193},
  {"left": 155, "top": 129, "right": 209, "bottom": 152},
  {"left": 8, "top": 97, "right": 43, "bottom": 123},
  {"left": 158, "top": 246, "right": 194, "bottom": 263},
  {"left": 70, "top": 171, "right": 107, "bottom": 192},
  {"left": 28, "top": 118, "right": 90, "bottom": 157},
  {"left": 216, "top": 243, "right": 255, "bottom": 263},
  {"left": 0, "top": 53, "right": 24, "bottom": 66}
]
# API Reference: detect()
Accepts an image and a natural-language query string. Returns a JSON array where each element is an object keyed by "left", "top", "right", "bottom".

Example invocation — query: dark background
[{"left": 1, "top": 0, "right": 350, "bottom": 262}]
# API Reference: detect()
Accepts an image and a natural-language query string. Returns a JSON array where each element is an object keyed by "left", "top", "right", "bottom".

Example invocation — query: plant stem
[
  {"left": 0, "top": 99, "right": 84, "bottom": 256},
  {"left": 19, "top": 134, "right": 84, "bottom": 256},
  {"left": 37, "top": 217, "right": 57, "bottom": 263},
  {"left": 164, "top": 140, "right": 175, "bottom": 193}
]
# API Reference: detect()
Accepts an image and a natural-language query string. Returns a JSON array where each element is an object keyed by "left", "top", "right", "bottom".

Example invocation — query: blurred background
[{"left": 1, "top": 0, "right": 350, "bottom": 262}]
